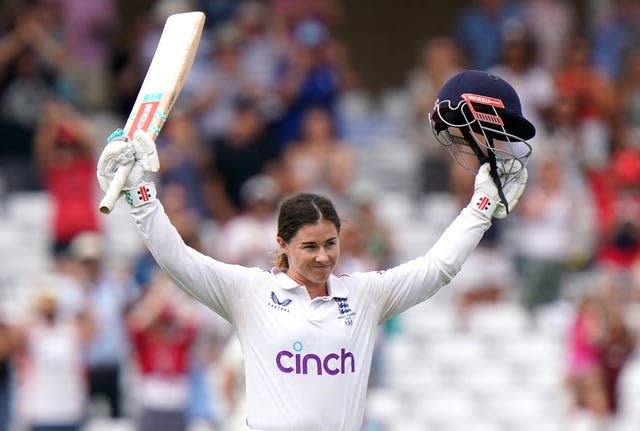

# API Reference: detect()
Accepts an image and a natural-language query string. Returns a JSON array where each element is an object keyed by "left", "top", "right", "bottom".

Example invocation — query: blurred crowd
[{"left": 0, "top": 0, "right": 640, "bottom": 430}]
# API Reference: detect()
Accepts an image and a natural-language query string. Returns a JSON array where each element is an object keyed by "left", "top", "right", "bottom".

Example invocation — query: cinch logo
[{"left": 276, "top": 342, "right": 355, "bottom": 375}]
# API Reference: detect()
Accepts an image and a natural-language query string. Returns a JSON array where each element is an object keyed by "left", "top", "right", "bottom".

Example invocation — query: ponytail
[{"left": 275, "top": 252, "right": 289, "bottom": 269}]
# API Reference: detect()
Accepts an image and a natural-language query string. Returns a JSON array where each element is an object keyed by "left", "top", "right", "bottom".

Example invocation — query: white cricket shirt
[{"left": 131, "top": 201, "right": 490, "bottom": 431}]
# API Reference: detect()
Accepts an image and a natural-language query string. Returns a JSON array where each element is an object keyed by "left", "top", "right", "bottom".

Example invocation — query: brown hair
[{"left": 274, "top": 192, "right": 341, "bottom": 268}]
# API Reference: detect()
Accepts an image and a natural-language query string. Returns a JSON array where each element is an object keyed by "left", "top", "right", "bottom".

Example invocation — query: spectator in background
[
  {"left": 279, "top": 105, "right": 354, "bottom": 209},
  {"left": 211, "top": 173, "right": 281, "bottom": 269},
  {"left": 163, "top": 182, "right": 205, "bottom": 253},
  {"left": 566, "top": 292, "right": 610, "bottom": 428},
  {"left": 156, "top": 109, "right": 209, "bottom": 220},
  {"left": 0, "top": 315, "right": 21, "bottom": 431},
  {"left": 522, "top": 0, "right": 574, "bottom": 71},
  {"left": 268, "top": 0, "right": 345, "bottom": 32},
  {"left": 0, "top": 2, "right": 70, "bottom": 192},
  {"left": 529, "top": 94, "right": 598, "bottom": 270},
  {"left": 108, "top": 6, "right": 158, "bottom": 119},
  {"left": 205, "top": 96, "right": 281, "bottom": 224},
  {"left": 489, "top": 25, "right": 556, "bottom": 136},
  {"left": 629, "top": 260, "right": 640, "bottom": 339},
  {"left": 196, "top": 0, "right": 239, "bottom": 31},
  {"left": 0, "top": 2, "right": 69, "bottom": 89},
  {"left": 533, "top": 79, "right": 583, "bottom": 172},
  {"left": 554, "top": 35, "right": 616, "bottom": 172},
  {"left": 33, "top": 99, "right": 100, "bottom": 257},
  {"left": 333, "top": 222, "right": 378, "bottom": 275},
  {"left": 618, "top": 47, "right": 640, "bottom": 141},
  {"left": 0, "top": 44, "right": 52, "bottom": 192},
  {"left": 68, "top": 231, "right": 133, "bottom": 420},
  {"left": 597, "top": 274, "right": 637, "bottom": 416},
  {"left": 591, "top": 0, "right": 640, "bottom": 80},
  {"left": 347, "top": 190, "right": 396, "bottom": 271},
  {"left": 406, "top": 36, "right": 462, "bottom": 194},
  {"left": 514, "top": 156, "right": 585, "bottom": 311},
  {"left": 275, "top": 18, "right": 344, "bottom": 147},
  {"left": 345, "top": 184, "right": 397, "bottom": 269},
  {"left": 594, "top": 145, "right": 640, "bottom": 269},
  {"left": 126, "top": 279, "right": 201, "bottom": 431},
  {"left": 188, "top": 22, "right": 253, "bottom": 143},
  {"left": 453, "top": 0, "right": 525, "bottom": 70},
  {"left": 567, "top": 293, "right": 609, "bottom": 422},
  {"left": 234, "top": 0, "right": 286, "bottom": 123},
  {"left": 15, "top": 287, "right": 94, "bottom": 431},
  {"left": 49, "top": 0, "right": 116, "bottom": 111},
  {"left": 407, "top": 36, "right": 462, "bottom": 133},
  {"left": 217, "top": 334, "right": 249, "bottom": 431}
]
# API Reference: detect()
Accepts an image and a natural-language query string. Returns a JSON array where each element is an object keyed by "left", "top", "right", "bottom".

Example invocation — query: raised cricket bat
[{"left": 99, "top": 11, "right": 206, "bottom": 214}]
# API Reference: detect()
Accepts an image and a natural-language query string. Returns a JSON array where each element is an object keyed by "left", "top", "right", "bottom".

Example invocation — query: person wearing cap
[
  {"left": 68, "top": 231, "right": 133, "bottom": 420},
  {"left": 97, "top": 69, "right": 533, "bottom": 430}
]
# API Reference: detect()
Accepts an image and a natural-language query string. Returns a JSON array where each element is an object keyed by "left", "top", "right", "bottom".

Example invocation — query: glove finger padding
[
  {"left": 496, "top": 158, "right": 524, "bottom": 181},
  {"left": 132, "top": 129, "right": 160, "bottom": 173},
  {"left": 468, "top": 161, "right": 528, "bottom": 219},
  {"left": 97, "top": 139, "right": 135, "bottom": 193},
  {"left": 493, "top": 167, "right": 528, "bottom": 219}
]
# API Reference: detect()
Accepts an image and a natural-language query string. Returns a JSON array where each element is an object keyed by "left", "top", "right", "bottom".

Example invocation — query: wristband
[
  {"left": 123, "top": 182, "right": 157, "bottom": 207},
  {"left": 468, "top": 191, "right": 496, "bottom": 219}
]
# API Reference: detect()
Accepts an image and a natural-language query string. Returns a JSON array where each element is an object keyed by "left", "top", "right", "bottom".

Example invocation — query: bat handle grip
[{"left": 98, "top": 162, "right": 134, "bottom": 214}]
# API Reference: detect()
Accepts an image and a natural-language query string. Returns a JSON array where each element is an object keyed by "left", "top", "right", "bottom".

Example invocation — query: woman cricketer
[{"left": 97, "top": 70, "right": 533, "bottom": 431}]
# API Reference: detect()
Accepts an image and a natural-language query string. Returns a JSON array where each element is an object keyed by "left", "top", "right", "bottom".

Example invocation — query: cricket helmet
[{"left": 429, "top": 70, "right": 534, "bottom": 191}]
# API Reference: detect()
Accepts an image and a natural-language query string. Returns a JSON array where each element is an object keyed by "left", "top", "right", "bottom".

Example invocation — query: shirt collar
[
  {"left": 272, "top": 268, "right": 301, "bottom": 290},
  {"left": 328, "top": 275, "right": 348, "bottom": 298},
  {"left": 271, "top": 268, "right": 348, "bottom": 298}
]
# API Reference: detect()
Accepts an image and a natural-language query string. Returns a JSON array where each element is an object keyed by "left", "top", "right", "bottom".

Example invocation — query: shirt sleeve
[
  {"left": 355, "top": 207, "right": 491, "bottom": 323},
  {"left": 130, "top": 200, "right": 254, "bottom": 323}
]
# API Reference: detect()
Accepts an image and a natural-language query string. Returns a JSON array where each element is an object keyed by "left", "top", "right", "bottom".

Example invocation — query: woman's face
[{"left": 279, "top": 219, "right": 340, "bottom": 288}]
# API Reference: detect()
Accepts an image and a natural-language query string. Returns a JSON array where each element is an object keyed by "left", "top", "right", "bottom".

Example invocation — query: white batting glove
[
  {"left": 468, "top": 161, "right": 528, "bottom": 220},
  {"left": 493, "top": 160, "right": 528, "bottom": 219},
  {"left": 132, "top": 129, "right": 160, "bottom": 173},
  {"left": 96, "top": 129, "right": 160, "bottom": 207}
]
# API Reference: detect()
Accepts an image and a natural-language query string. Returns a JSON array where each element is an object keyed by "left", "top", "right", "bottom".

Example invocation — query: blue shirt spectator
[
  {"left": 276, "top": 19, "right": 342, "bottom": 147},
  {"left": 592, "top": 0, "right": 640, "bottom": 79},
  {"left": 454, "top": 0, "right": 525, "bottom": 71}
]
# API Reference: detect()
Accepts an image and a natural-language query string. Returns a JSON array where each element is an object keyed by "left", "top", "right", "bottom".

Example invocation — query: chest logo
[
  {"left": 334, "top": 297, "right": 355, "bottom": 326},
  {"left": 269, "top": 291, "right": 292, "bottom": 312},
  {"left": 334, "top": 297, "right": 351, "bottom": 314}
]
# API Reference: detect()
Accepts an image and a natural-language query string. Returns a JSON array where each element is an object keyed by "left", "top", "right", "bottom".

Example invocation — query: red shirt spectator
[
  {"left": 34, "top": 100, "right": 100, "bottom": 254},
  {"left": 129, "top": 307, "right": 198, "bottom": 377},
  {"left": 593, "top": 147, "right": 640, "bottom": 268},
  {"left": 126, "top": 282, "right": 201, "bottom": 431}
]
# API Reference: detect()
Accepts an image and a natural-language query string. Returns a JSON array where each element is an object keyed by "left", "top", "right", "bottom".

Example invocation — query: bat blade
[{"left": 99, "top": 11, "right": 205, "bottom": 214}]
